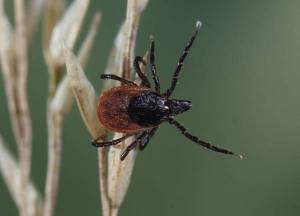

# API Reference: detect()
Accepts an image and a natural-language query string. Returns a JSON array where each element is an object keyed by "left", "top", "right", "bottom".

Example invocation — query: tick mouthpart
[{"left": 168, "top": 99, "right": 192, "bottom": 116}]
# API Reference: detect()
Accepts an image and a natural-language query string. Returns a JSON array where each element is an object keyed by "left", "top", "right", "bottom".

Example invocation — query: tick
[{"left": 92, "top": 21, "right": 242, "bottom": 161}]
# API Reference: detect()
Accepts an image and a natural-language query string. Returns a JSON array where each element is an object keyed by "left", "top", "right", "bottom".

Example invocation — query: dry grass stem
[
  {"left": 49, "top": 0, "right": 90, "bottom": 66},
  {"left": 64, "top": 47, "right": 106, "bottom": 139},
  {"left": 0, "top": 9, "right": 22, "bottom": 147},
  {"left": 43, "top": 1, "right": 96, "bottom": 216},
  {"left": 105, "top": 1, "right": 149, "bottom": 215},
  {"left": 0, "top": 136, "right": 43, "bottom": 215},
  {"left": 43, "top": 111, "right": 63, "bottom": 216},
  {"left": 0, "top": 2, "right": 39, "bottom": 215},
  {"left": 1, "top": 0, "right": 150, "bottom": 215},
  {"left": 78, "top": 12, "right": 102, "bottom": 66},
  {"left": 14, "top": 0, "right": 33, "bottom": 215},
  {"left": 43, "top": 0, "right": 64, "bottom": 51},
  {"left": 76, "top": 17, "right": 106, "bottom": 213},
  {"left": 26, "top": 0, "right": 46, "bottom": 41},
  {"left": 102, "top": 23, "right": 126, "bottom": 90},
  {"left": 64, "top": 0, "right": 149, "bottom": 215},
  {"left": 43, "top": 13, "right": 101, "bottom": 213},
  {"left": 64, "top": 46, "right": 110, "bottom": 215},
  {"left": 50, "top": 11, "right": 102, "bottom": 118},
  {"left": 122, "top": 0, "right": 148, "bottom": 79},
  {"left": 64, "top": 50, "right": 109, "bottom": 216}
]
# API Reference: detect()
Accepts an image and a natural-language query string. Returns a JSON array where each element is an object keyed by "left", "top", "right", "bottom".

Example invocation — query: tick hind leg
[
  {"left": 100, "top": 74, "right": 137, "bottom": 86},
  {"left": 167, "top": 118, "right": 243, "bottom": 159},
  {"left": 92, "top": 134, "right": 132, "bottom": 147}
]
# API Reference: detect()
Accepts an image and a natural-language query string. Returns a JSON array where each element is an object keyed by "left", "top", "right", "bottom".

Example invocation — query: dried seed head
[
  {"left": 49, "top": 0, "right": 90, "bottom": 66},
  {"left": 0, "top": 13, "right": 14, "bottom": 71},
  {"left": 64, "top": 45, "right": 106, "bottom": 138}
]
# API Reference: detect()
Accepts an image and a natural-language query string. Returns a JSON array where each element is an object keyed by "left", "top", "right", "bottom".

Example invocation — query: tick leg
[
  {"left": 164, "top": 21, "right": 202, "bottom": 98},
  {"left": 100, "top": 74, "right": 137, "bottom": 86},
  {"left": 120, "top": 132, "right": 148, "bottom": 160},
  {"left": 92, "top": 134, "right": 132, "bottom": 147},
  {"left": 167, "top": 118, "right": 243, "bottom": 159},
  {"left": 134, "top": 56, "right": 151, "bottom": 88},
  {"left": 149, "top": 36, "right": 160, "bottom": 92},
  {"left": 139, "top": 127, "right": 158, "bottom": 151}
]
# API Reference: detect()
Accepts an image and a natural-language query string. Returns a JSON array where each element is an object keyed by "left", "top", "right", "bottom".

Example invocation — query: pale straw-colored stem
[
  {"left": 77, "top": 12, "right": 102, "bottom": 65},
  {"left": 64, "top": 46, "right": 109, "bottom": 216},
  {"left": 43, "top": 110, "right": 63, "bottom": 216},
  {"left": 26, "top": 0, "right": 46, "bottom": 42},
  {"left": 14, "top": 0, "right": 32, "bottom": 215},
  {"left": 76, "top": 12, "right": 111, "bottom": 216},
  {"left": 1, "top": 0, "right": 100, "bottom": 215},
  {"left": 42, "top": 0, "right": 62, "bottom": 50},
  {"left": 48, "top": 0, "right": 90, "bottom": 66},
  {"left": 1, "top": 0, "right": 150, "bottom": 215},
  {"left": 0, "top": 1, "right": 40, "bottom": 215},
  {"left": 43, "top": 11, "right": 101, "bottom": 216},
  {"left": 0, "top": 135, "right": 43, "bottom": 215},
  {"left": 0, "top": 7, "right": 23, "bottom": 147},
  {"left": 64, "top": 0, "right": 149, "bottom": 215},
  {"left": 105, "top": 1, "right": 149, "bottom": 215},
  {"left": 98, "top": 148, "right": 110, "bottom": 216}
]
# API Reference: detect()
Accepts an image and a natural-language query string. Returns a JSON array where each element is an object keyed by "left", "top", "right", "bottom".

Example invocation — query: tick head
[{"left": 167, "top": 99, "right": 192, "bottom": 116}]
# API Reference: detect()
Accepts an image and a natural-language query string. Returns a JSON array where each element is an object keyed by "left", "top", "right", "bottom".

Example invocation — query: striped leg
[
  {"left": 167, "top": 118, "right": 243, "bottom": 159},
  {"left": 92, "top": 134, "right": 132, "bottom": 147},
  {"left": 164, "top": 21, "right": 202, "bottom": 98},
  {"left": 120, "top": 132, "right": 148, "bottom": 160},
  {"left": 149, "top": 36, "right": 160, "bottom": 92},
  {"left": 134, "top": 56, "right": 151, "bottom": 88},
  {"left": 101, "top": 74, "right": 137, "bottom": 86},
  {"left": 139, "top": 127, "right": 158, "bottom": 151}
]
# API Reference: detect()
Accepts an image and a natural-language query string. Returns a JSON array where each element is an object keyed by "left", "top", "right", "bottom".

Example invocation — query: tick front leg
[
  {"left": 100, "top": 74, "right": 137, "bottom": 86},
  {"left": 167, "top": 118, "right": 243, "bottom": 159},
  {"left": 134, "top": 56, "right": 151, "bottom": 88},
  {"left": 164, "top": 21, "right": 202, "bottom": 98},
  {"left": 149, "top": 36, "right": 160, "bottom": 92}
]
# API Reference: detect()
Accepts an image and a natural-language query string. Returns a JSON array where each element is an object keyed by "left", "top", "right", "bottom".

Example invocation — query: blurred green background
[{"left": 1, "top": 0, "right": 300, "bottom": 215}]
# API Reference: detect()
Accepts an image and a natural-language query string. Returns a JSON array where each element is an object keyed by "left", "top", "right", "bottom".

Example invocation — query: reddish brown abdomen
[{"left": 97, "top": 86, "right": 149, "bottom": 134}]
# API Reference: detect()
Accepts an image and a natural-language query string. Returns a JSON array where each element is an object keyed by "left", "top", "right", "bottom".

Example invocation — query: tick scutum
[{"left": 128, "top": 90, "right": 168, "bottom": 127}]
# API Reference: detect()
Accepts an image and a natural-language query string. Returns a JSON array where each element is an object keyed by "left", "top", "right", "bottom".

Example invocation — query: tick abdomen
[{"left": 97, "top": 86, "right": 153, "bottom": 134}]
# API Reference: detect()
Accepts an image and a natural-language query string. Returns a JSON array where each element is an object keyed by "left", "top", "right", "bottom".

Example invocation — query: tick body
[
  {"left": 93, "top": 21, "right": 242, "bottom": 160},
  {"left": 98, "top": 86, "right": 191, "bottom": 132}
]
